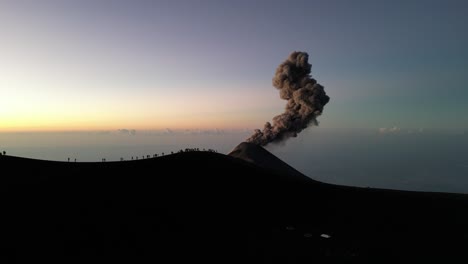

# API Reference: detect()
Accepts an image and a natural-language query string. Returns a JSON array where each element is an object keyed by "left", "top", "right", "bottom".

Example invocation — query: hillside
[{"left": 1, "top": 144, "right": 468, "bottom": 262}]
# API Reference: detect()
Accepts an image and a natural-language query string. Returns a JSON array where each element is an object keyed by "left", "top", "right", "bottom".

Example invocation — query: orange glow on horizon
[{"left": 0, "top": 111, "right": 263, "bottom": 132}]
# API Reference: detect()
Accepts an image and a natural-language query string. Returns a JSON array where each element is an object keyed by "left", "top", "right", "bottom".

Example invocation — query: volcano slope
[{"left": 1, "top": 142, "right": 468, "bottom": 262}]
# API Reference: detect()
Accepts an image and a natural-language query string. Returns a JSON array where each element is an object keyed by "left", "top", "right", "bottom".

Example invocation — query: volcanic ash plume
[{"left": 246, "top": 51, "right": 330, "bottom": 146}]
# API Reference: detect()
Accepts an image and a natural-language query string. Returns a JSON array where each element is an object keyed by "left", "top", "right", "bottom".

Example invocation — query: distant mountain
[{"left": 228, "top": 142, "right": 315, "bottom": 183}]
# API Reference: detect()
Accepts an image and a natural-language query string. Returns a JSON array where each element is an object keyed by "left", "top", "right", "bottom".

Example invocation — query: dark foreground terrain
[{"left": 1, "top": 142, "right": 468, "bottom": 263}]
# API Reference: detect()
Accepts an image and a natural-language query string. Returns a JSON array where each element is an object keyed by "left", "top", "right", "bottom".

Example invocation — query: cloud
[
  {"left": 164, "top": 128, "right": 174, "bottom": 135},
  {"left": 117, "top": 129, "right": 136, "bottom": 136},
  {"left": 378, "top": 126, "right": 400, "bottom": 134},
  {"left": 389, "top": 126, "right": 400, "bottom": 133},
  {"left": 378, "top": 126, "right": 425, "bottom": 135}
]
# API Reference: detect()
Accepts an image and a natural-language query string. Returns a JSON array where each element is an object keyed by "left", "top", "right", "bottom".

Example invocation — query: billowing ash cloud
[{"left": 246, "top": 51, "right": 330, "bottom": 146}]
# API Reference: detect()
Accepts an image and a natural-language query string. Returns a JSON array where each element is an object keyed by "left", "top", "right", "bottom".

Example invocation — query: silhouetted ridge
[
  {"left": 2, "top": 146, "right": 468, "bottom": 261},
  {"left": 228, "top": 142, "right": 315, "bottom": 183}
]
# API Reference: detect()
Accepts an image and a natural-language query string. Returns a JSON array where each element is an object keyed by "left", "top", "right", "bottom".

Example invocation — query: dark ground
[{"left": 1, "top": 149, "right": 468, "bottom": 263}]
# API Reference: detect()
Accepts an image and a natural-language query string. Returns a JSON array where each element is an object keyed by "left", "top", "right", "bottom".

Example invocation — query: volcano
[{"left": 228, "top": 142, "right": 313, "bottom": 182}]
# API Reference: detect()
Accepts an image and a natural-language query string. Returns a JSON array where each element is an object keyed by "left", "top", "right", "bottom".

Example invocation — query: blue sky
[{"left": 0, "top": 0, "right": 467, "bottom": 131}]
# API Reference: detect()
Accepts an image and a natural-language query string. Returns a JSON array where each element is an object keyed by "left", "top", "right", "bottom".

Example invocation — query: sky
[
  {"left": 1, "top": 0, "right": 468, "bottom": 193},
  {"left": 1, "top": 0, "right": 467, "bottom": 132}
]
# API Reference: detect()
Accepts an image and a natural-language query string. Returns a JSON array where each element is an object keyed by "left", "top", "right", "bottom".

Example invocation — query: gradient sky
[{"left": 1, "top": 0, "right": 467, "bottom": 132}]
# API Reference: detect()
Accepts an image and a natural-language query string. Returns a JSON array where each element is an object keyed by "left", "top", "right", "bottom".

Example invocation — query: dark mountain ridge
[{"left": 1, "top": 143, "right": 468, "bottom": 262}]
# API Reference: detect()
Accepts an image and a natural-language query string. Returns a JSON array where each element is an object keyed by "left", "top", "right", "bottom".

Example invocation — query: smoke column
[{"left": 246, "top": 51, "right": 330, "bottom": 146}]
